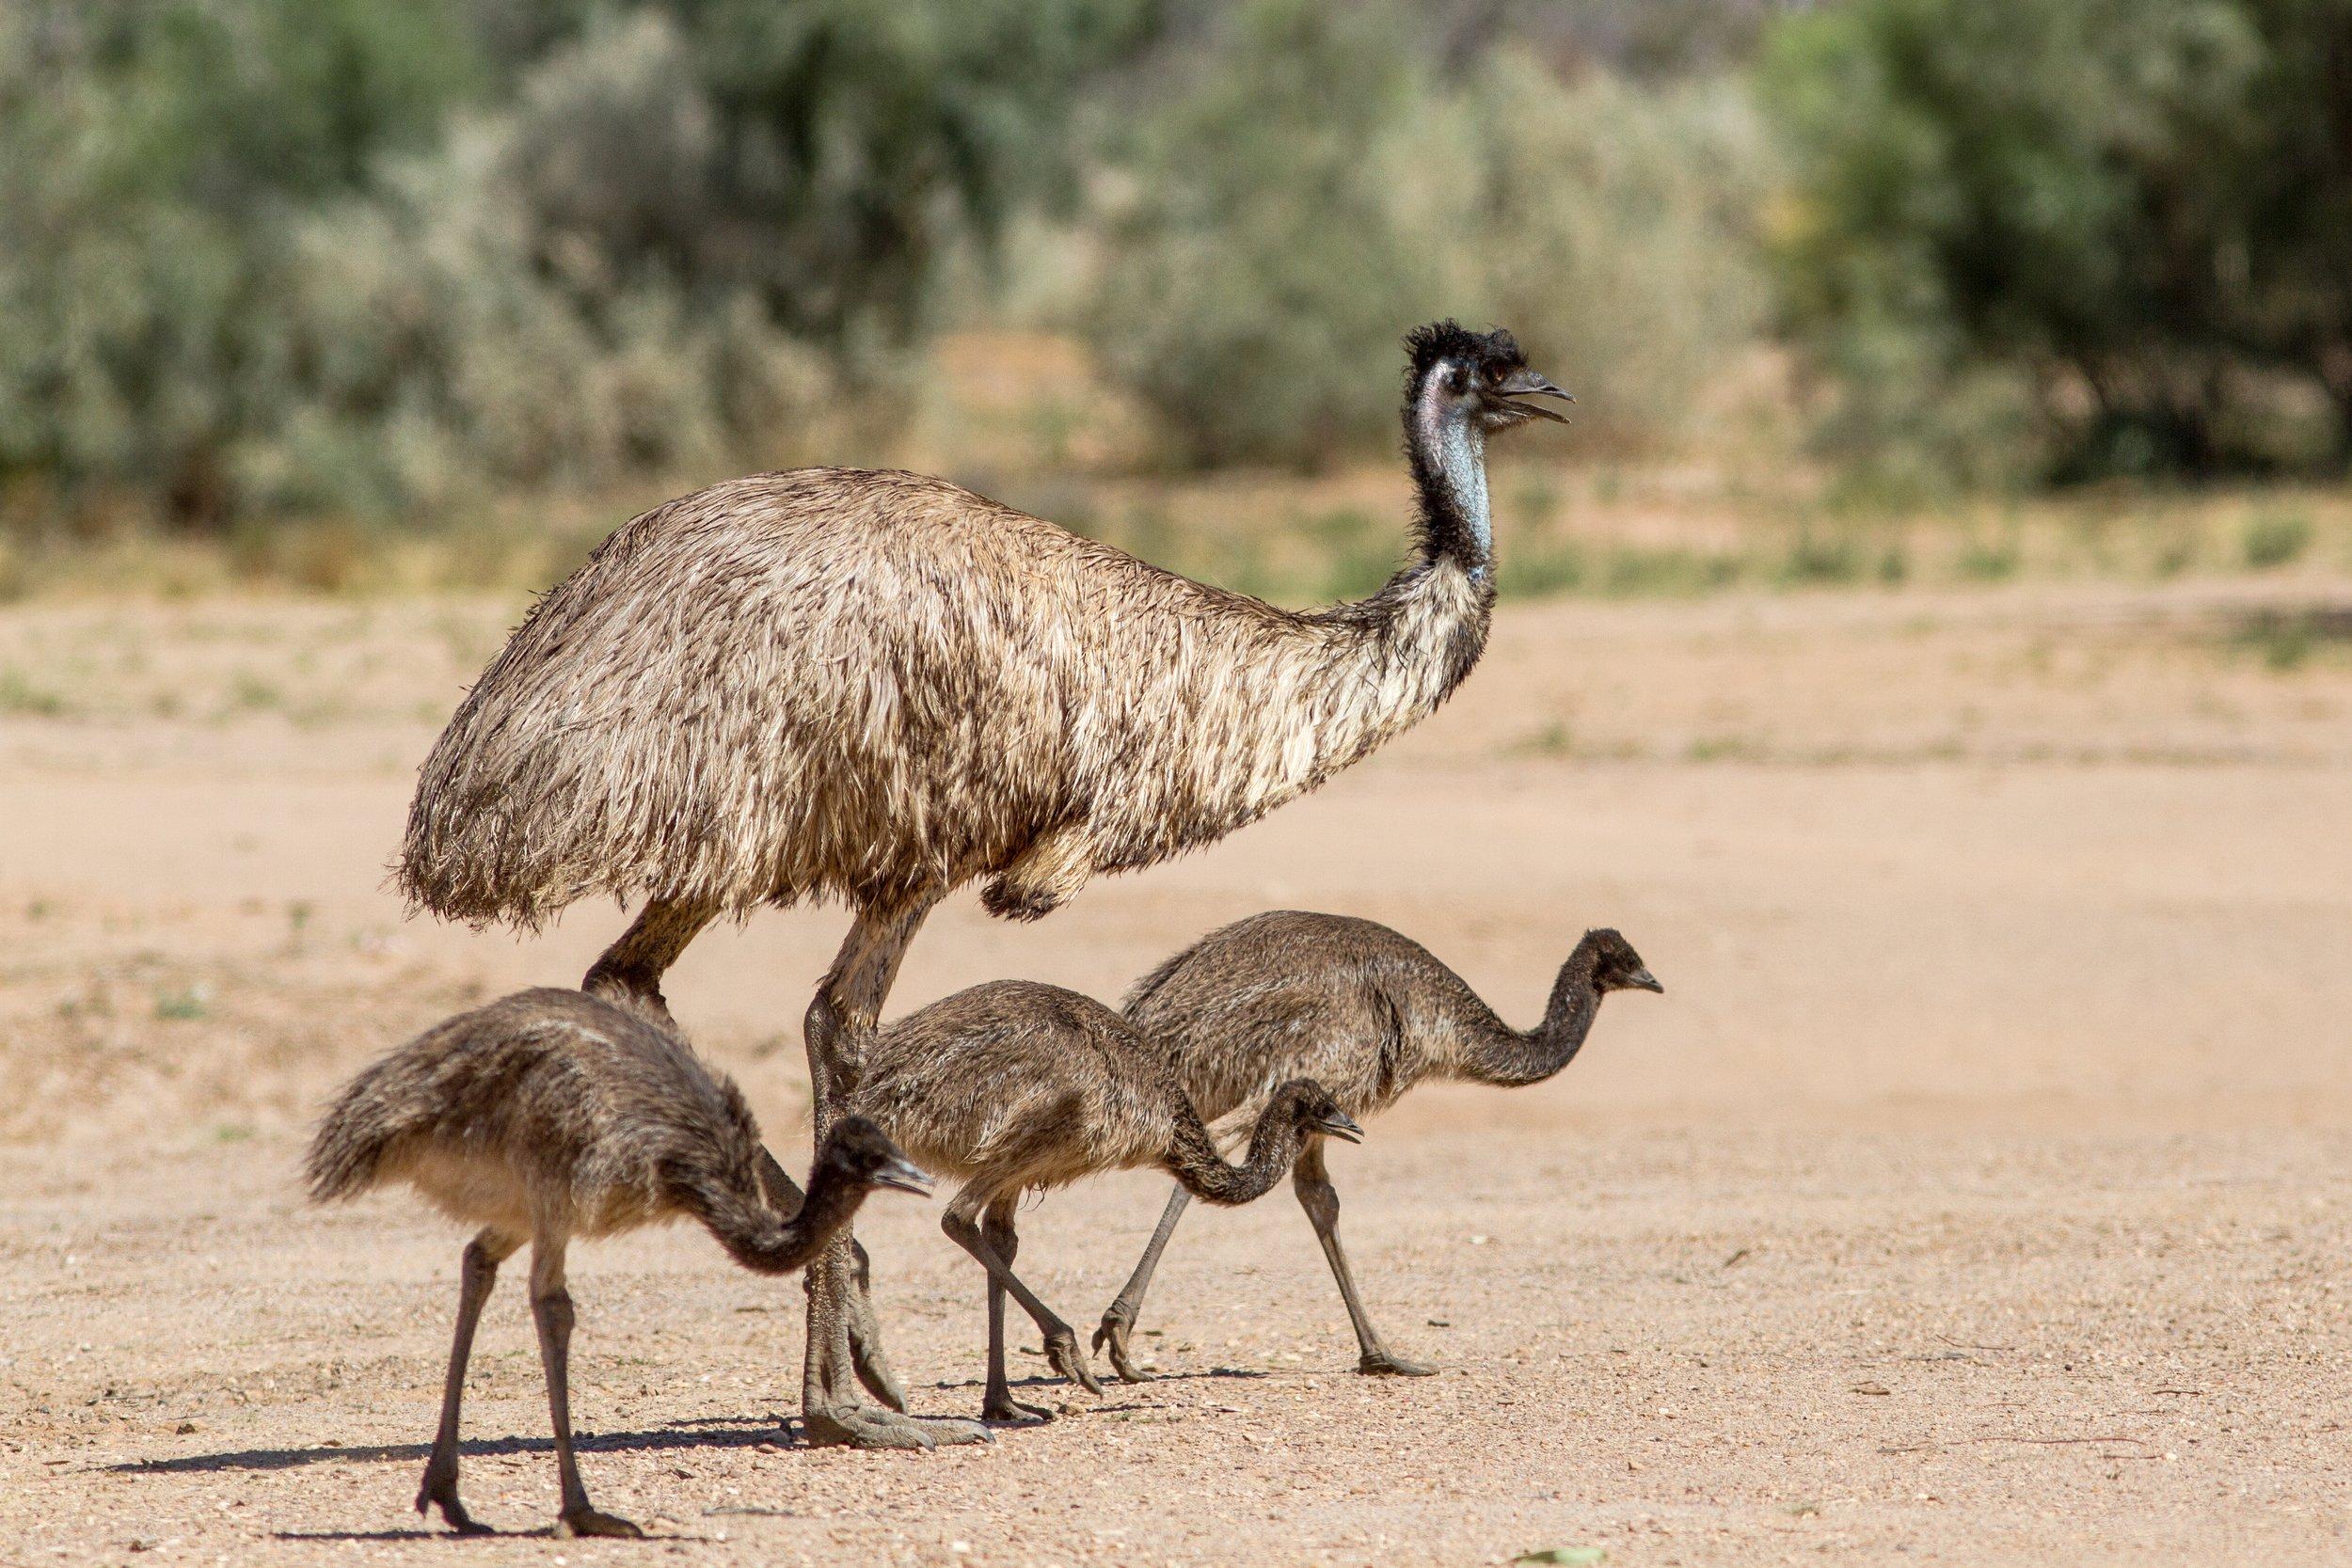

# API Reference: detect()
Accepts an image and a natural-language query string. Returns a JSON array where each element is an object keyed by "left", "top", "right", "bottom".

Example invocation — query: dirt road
[{"left": 3, "top": 578, "right": 2348, "bottom": 1564}]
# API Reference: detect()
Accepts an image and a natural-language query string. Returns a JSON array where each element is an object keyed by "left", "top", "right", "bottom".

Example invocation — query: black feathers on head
[{"left": 1404, "top": 320, "right": 1526, "bottom": 391}]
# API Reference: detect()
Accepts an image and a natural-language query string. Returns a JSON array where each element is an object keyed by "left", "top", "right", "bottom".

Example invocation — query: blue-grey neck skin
[{"left": 1414, "top": 363, "right": 1491, "bottom": 578}]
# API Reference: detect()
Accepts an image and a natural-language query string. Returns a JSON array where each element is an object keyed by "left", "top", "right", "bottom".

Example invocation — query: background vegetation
[{"left": 0, "top": 0, "right": 2345, "bottom": 589}]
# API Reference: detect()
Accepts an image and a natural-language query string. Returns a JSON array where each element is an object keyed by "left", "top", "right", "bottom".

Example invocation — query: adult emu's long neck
[
  {"left": 1403, "top": 360, "right": 1494, "bottom": 578},
  {"left": 1456, "top": 936, "right": 1610, "bottom": 1088},
  {"left": 1162, "top": 1085, "right": 1314, "bottom": 1206}
]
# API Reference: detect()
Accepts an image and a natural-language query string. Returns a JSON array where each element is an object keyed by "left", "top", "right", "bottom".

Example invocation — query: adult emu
[{"left": 397, "top": 322, "right": 1570, "bottom": 1449}]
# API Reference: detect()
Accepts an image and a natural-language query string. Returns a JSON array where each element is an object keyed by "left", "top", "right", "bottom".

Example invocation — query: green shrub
[
  {"left": 1761, "top": 0, "right": 2352, "bottom": 485},
  {"left": 2241, "top": 510, "right": 2312, "bottom": 569},
  {"left": 1083, "top": 0, "right": 1439, "bottom": 467},
  {"left": 1084, "top": 6, "right": 1773, "bottom": 467}
]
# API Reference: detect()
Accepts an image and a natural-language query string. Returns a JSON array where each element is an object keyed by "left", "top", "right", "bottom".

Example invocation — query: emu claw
[
  {"left": 1045, "top": 1332, "right": 1104, "bottom": 1396},
  {"left": 417, "top": 1471, "right": 491, "bottom": 1535},
  {"left": 1358, "top": 1349, "right": 1438, "bottom": 1377},
  {"left": 555, "top": 1507, "right": 644, "bottom": 1540},
  {"left": 982, "top": 1391, "right": 1056, "bottom": 1423},
  {"left": 804, "top": 1402, "right": 993, "bottom": 1450},
  {"left": 1092, "top": 1317, "right": 1149, "bottom": 1384}
]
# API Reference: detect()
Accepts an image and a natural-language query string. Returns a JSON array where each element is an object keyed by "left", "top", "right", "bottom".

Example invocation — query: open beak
[
  {"left": 1496, "top": 367, "right": 1574, "bottom": 424},
  {"left": 1626, "top": 968, "right": 1664, "bottom": 994},
  {"left": 1318, "top": 1110, "right": 1366, "bottom": 1144},
  {"left": 871, "top": 1154, "right": 935, "bottom": 1196}
]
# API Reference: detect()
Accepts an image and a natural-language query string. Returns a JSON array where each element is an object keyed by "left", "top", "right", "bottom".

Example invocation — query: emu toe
[
  {"left": 555, "top": 1507, "right": 644, "bottom": 1540},
  {"left": 1044, "top": 1331, "right": 1105, "bottom": 1396},
  {"left": 1358, "top": 1349, "right": 1438, "bottom": 1377},
  {"left": 1092, "top": 1318, "right": 1150, "bottom": 1384}
]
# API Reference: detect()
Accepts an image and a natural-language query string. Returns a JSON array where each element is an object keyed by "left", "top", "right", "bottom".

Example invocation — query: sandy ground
[{"left": 3, "top": 575, "right": 2350, "bottom": 1565}]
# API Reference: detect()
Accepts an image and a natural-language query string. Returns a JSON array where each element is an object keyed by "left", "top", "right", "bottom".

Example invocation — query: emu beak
[
  {"left": 1626, "top": 967, "right": 1664, "bottom": 994},
  {"left": 1496, "top": 367, "right": 1574, "bottom": 424},
  {"left": 872, "top": 1154, "right": 935, "bottom": 1196},
  {"left": 1319, "top": 1110, "right": 1366, "bottom": 1144}
]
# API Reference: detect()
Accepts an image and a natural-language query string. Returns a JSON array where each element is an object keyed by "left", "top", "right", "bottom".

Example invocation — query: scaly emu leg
[
  {"left": 580, "top": 895, "right": 716, "bottom": 1028},
  {"left": 1294, "top": 1139, "right": 1435, "bottom": 1376},
  {"left": 756, "top": 1148, "right": 906, "bottom": 1410},
  {"left": 800, "top": 889, "right": 990, "bottom": 1450},
  {"left": 943, "top": 1193, "right": 1104, "bottom": 1413},
  {"left": 415, "top": 1227, "right": 518, "bottom": 1534},
  {"left": 589, "top": 898, "right": 904, "bottom": 1409},
  {"left": 977, "top": 1196, "right": 1053, "bottom": 1421},
  {"left": 1093, "top": 1185, "right": 1192, "bottom": 1383},
  {"left": 528, "top": 1238, "right": 642, "bottom": 1539}
]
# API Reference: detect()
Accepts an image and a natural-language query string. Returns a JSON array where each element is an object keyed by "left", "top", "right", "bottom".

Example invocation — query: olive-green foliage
[
  {"left": 1083, "top": 1, "right": 1772, "bottom": 467},
  {"left": 1428, "top": 58, "right": 1772, "bottom": 455},
  {"left": 0, "top": 0, "right": 1150, "bottom": 526},
  {"left": 1762, "top": 0, "right": 2352, "bottom": 487},
  {"left": 0, "top": 0, "right": 487, "bottom": 524},
  {"left": 1085, "top": 0, "right": 1441, "bottom": 467}
]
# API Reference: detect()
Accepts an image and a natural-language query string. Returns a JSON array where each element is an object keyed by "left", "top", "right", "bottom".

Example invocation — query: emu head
[
  {"left": 1581, "top": 928, "right": 1663, "bottom": 994},
  {"left": 1404, "top": 321, "right": 1573, "bottom": 436}
]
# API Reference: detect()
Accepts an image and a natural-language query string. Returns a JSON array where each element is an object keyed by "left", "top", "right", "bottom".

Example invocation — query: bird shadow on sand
[
  {"left": 272, "top": 1525, "right": 728, "bottom": 1545},
  {"left": 107, "top": 1418, "right": 791, "bottom": 1477}
]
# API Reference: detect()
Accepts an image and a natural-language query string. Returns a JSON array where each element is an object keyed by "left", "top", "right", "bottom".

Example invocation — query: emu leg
[
  {"left": 756, "top": 1148, "right": 907, "bottom": 1411},
  {"left": 528, "top": 1243, "right": 642, "bottom": 1539},
  {"left": 800, "top": 892, "right": 990, "bottom": 1450},
  {"left": 1093, "top": 1184, "right": 1192, "bottom": 1383},
  {"left": 943, "top": 1198, "right": 1104, "bottom": 1409},
  {"left": 975, "top": 1197, "right": 1052, "bottom": 1420},
  {"left": 1294, "top": 1140, "right": 1435, "bottom": 1376},
  {"left": 415, "top": 1228, "right": 517, "bottom": 1534},
  {"left": 580, "top": 895, "right": 716, "bottom": 1028}
]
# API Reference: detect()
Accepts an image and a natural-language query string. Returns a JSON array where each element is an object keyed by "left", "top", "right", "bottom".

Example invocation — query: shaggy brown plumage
[
  {"left": 307, "top": 988, "right": 930, "bottom": 1539},
  {"left": 392, "top": 322, "right": 1568, "bottom": 1449},
  {"left": 1092, "top": 915, "right": 1660, "bottom": 1381},
  {"left": 840, "top": 982, "right": 1361, "bottom": 1421}
]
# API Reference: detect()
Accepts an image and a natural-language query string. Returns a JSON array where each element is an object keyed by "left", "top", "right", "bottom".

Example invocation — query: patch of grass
[
  {"left": 1685, "top": 733, "right": 1768, "bottom": 762},
  {"left": 1958, "top": 533, "right": 2022, "bottom": 581},
  {"left": 1512, "top": 720, "right": 1576, "bottom": 757},
  {"left": 0, "top": 667, "right": 69, "bottom": 717},
  {"left": 2230, "top": 609, "right": 2352, "bottom": 672},
  {"left": 1777, "top": 529, "right": 1867, "bottom": 586},
  {"left": 2242, "top": 510, "right": 2312, "bottom": 570},
  {"left": 227, "top": 672, "right": 284, "bottom": 713},
  {"left": 1515, "top": 1550, "right": 1606, "bottom": 1567},
  {"left": 1598, "top": 545, "right": 1740, "bottom": 597},
  {"left": 1505, "top": 542, "right": 1587, "bottom": 597},
  {"left": 153, "top": 985, "right": 210, "bottom": 1022}
]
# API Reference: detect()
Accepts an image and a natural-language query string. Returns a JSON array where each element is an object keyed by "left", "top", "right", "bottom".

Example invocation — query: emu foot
[
  {"left": 1357, "top": 1349, "right": 1438, "bottom": 1377},
  {"left": 1091, "top": 1315, "right": 1150, "bottom": 1384},
  {"left": 803, "top": 1401, "right": 993, "bottom": 1450},
  {"left": 981, "top": 1388, "right": 1057, "bottom": 1423},
  {"left": 1044, "top": 1331, "right": 1105, "bottom": 1396},
  {"left": 416, "top": 1465, "right": 491, "bottom": 1536},
  {"left": 555, "top": 1507, "right": 644, "bottom": 1540}
]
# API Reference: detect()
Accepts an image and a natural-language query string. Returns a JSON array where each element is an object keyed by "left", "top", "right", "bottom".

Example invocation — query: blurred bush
[
  {"left": 0, "top": 0, "right": 1149, "bottom": 528},
  {"left": 1082, "top": 0, "right": 1441, "bottom": 467},
  {"left": 1429, "top": 56, "right": 1773, "bottom": 456},
  {"left": 1081, "top": 0, "right": 1771, "bottom": 467},
  {"left": 1763, "top": 0, "right": 2352, "bottom": 489}
]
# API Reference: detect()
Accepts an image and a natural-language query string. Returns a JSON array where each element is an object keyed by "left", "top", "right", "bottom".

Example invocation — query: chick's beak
[
  {"left": 1319, "top": 1110, "right": 1366, "bottom": 1144},
  {"left": 1626, "top": 967, "right": 1664, "bottom": 994},
  {"left": 1496, "top": 366, "right": 1575, "bottom": 423},
  {"left": 872, "top": 1154, "right": 935, "bottom": 1196}
]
